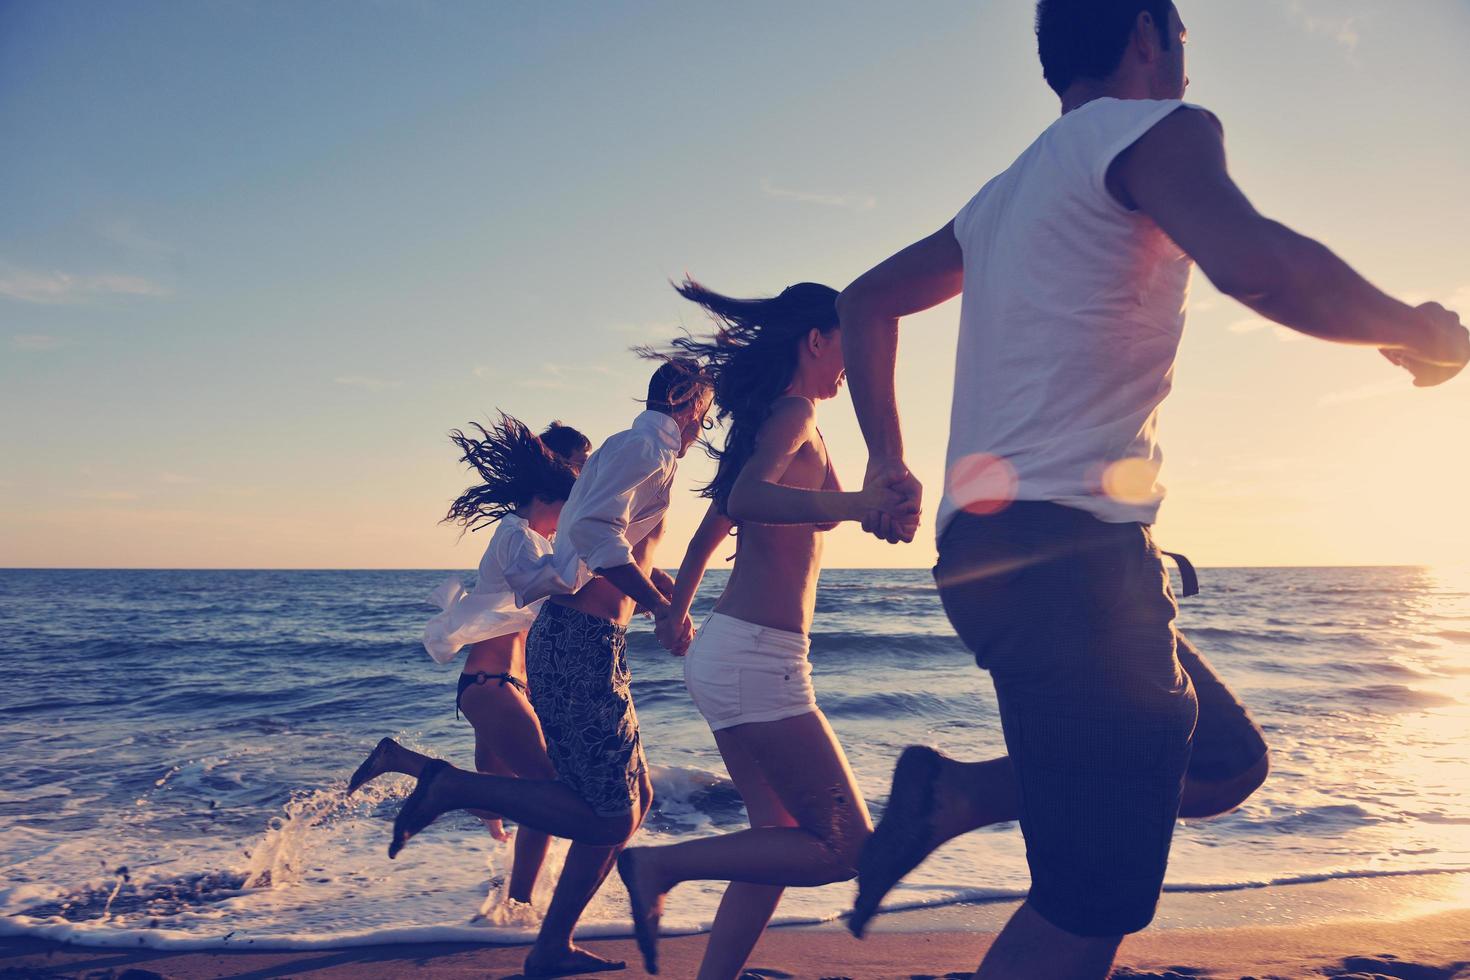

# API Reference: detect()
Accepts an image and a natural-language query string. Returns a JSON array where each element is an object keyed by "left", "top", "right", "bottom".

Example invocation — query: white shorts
[{"left": 683, "top": 612, "right": 816, "bottom": 731}]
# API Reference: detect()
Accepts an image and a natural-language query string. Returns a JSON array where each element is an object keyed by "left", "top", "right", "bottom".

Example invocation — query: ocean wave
[
  {"left": 1333, "top": 684, "right": 1458, "bottom": 710},
  {"left": 6, "top": 867, "right": 1467, "bottom": 952},
  {"left": 1252, "top": 803, "right": 1383, "bottom": 834},
  {"left": 822, "top": 689, "right": 974, "bottom": 721}
]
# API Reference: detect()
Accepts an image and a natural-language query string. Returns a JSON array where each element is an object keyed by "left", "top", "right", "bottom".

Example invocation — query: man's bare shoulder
[{"left": 1109, "top": 105, "right": 1227, "bottom": 209}]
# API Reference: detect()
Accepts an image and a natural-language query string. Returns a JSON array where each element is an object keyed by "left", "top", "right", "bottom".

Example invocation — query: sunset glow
[{"left": 1, "top": 1, "right": 1466, "bottom": 570}]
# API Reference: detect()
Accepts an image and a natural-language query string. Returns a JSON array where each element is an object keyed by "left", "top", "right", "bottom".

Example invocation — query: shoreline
[{"left": 5, "top": 878, "right": 1469, "bottom": 979}]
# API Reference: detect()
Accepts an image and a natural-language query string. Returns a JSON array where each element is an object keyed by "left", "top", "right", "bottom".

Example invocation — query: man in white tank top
[{"left": 837, "top": 2, "right": 1468, "bottom": 977}]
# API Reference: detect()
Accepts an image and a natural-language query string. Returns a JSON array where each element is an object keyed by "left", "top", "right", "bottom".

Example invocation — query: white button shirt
[
  {"left": 515, "top": 410, "right": 681, "bottom": 604},
  {"left": 422, "top": 513, "right": 593, "bottom": 664}
]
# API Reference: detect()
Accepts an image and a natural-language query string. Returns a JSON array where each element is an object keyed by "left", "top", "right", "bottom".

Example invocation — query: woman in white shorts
[{"left": 618, "top": 280, "right": 916, "bottom": 979}]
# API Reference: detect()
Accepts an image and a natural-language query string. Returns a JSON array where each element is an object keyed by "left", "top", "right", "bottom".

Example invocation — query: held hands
[
  {"left": 1382, "top": 302, "right": 1470, "bottom": 387},
  {"left": 653, "top": 602, "right": 695, "bottom": 657},
  {"left": 859, "top": 456, "right": 923, "bottom": 544}
]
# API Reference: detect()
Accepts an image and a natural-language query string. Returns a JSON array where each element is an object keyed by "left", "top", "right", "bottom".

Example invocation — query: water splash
[{"left": 244, "top": 776, "right": 408, "bottom": 889}]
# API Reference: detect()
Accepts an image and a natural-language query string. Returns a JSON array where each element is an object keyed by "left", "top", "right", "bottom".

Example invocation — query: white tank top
[{"left": 938, "top": 97, "right": 1208, "bottom": 537}]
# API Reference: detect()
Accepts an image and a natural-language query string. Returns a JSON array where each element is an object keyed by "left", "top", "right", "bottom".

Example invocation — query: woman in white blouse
[{"left": 348, "top": 414, "right": 591, "bottom": 913}]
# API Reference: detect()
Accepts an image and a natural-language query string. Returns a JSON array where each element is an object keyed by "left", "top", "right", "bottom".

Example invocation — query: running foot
[
  {"left": 477, "top": 814, "right": 511, "bottom": 842},
  {"left": 388, "top": 758, "right": 452, "bottom": 859},
  {"left": 617, "top": 847, "right": 666, "bottom": 975},
  {"left": 347, "top": 736, "right": 402, "bottom": 795},
  {"left": 523, "top": 944, "right": 626, "bottom": 977},
  {"left": 849, "top": 744, "right": 945, "bottom": 938}
]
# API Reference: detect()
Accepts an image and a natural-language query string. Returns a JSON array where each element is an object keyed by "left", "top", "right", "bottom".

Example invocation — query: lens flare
[
  {"left": 949, "top": 453, "right": 1018, "bottom": 516},
  {"left": 1101, "top": 457, "right": 1162, "bottom": 506}
]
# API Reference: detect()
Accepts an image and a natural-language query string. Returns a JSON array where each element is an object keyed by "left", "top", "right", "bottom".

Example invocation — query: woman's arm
[
  {"left": 670, "top": 500, "right": 734, "bottom": 626},
  {"left": 726, "top": 397, "right": 908, "bottom": 527},
  {"left": 813, "top": 443, "right": 842, "bottom": 532}
]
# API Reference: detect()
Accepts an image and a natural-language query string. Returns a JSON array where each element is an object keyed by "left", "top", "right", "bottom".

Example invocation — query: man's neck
[{"left": 1059, "top": 75, "right": 1154, "bottom": 115}]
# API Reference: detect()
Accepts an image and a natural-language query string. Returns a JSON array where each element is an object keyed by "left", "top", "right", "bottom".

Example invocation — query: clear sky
[{"left": 2, "top": 0, "right": 1467, "bottom": 570}]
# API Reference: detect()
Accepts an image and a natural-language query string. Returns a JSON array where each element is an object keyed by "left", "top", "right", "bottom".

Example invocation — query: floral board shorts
[{"left": 525, "top": 601, "right": 648, "bottom": 817}]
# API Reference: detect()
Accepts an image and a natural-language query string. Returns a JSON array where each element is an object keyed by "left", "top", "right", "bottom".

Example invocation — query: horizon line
[{"left": 0, "top": 563, "right": 1435, "bottom": 572}]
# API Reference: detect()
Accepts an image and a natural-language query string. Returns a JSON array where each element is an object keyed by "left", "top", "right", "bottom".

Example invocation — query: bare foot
[
  {"left": 849, "top": 744, "right": 947, "bottom": 938},
  {"left": 617, "top": 847, "right": 667, "bottom": 975},
  {"left": 347, "top": 737, "right": 409, "bottom": 795},
  {"left": 523, "top": 943, "right": 626, "bottom": 977},
  {"left": 478, "top": 815, "right": 511, "bottom": 842},
  {"left": 388, "top": 759, "right": 452, "bottom": 859}
]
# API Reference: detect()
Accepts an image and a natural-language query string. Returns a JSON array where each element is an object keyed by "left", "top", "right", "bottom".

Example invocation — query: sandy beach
[{"left": 5, "top": 878, "right": 1467, "bottom": 980}]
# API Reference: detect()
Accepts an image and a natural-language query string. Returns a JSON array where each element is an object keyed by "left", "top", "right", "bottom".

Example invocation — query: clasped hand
[
  {"left": 1381, "top": 301, "right": 1470, "bottom": 387},
  {"left": 859, "top": 457, "right": 922, "bottom": 544},
  {"left": 653, "top": 602, "right": 694, "bottom": 657}
]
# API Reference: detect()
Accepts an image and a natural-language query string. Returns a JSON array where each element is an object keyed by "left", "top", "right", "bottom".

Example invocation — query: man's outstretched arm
[
  {"left": 837, "top": 224, "right": 964, "bottom": 542},
  {"left": 1115, "top": 107, "right": 1468, "bottom": 386}
]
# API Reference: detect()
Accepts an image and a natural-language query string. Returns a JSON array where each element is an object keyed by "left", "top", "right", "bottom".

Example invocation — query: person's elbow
[
  {"left": 837, "top": 277, "right": 887, "bottom": 327},
  {"left": 725, "top": 484, "right": 758, "bottom": 525},
  {"left": 576, "top": 526, "right": 634, "bottom": 576},
  {"left": 1198, "top": 218, "right": 1304, "bottom": 305}
]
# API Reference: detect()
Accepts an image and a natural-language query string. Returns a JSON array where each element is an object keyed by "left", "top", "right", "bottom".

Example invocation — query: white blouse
[
  {"left": 519, "top": 410, "right": 681, "bottom": 604},
  {"left": 421, "top": 513, "right": 592, "bottom": 664}
]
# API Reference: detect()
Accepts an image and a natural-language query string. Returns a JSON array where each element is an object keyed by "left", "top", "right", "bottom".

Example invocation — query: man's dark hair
[
  {"left": 1036, "top": 0, "right": 1174, "bottom": 96},
  {"left": 645, "top": 357, "right": 711, "bottom": 416},
  {"left": 538, "top": 421, "right": 591, "bottom": 462}
]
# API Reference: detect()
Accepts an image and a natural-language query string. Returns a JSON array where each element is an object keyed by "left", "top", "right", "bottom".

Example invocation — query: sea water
[{"left": 2, "top": 566, "right": 1467, "bottom": 949}]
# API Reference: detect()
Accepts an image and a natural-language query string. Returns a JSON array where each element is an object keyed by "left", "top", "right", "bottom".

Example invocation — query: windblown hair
[
  {"left": 641, "top": 356, "right": 713, "bottom": 418},
  {"left": 1036, "top": 0, "right": 1174, "bottom": 96},
  {"left": 538, "top": 421, "right": 592, "bottom": 463},
  {"left": 442, "top": 413, "right": 580, "bottom": 532},
  {"left": 657, "top": 278, "right": 838, "bottom": 517}
]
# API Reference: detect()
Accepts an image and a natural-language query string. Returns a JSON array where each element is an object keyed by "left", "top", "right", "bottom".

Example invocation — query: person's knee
[
  {"left": 585, "top": 809, "right": 638, "bottom": 846},
  {"left": 813, "top": 817, "right": 870, "bottom": 880},
  {"left": 1186, "top": 750, "right": 1269, "bottom": 818}
]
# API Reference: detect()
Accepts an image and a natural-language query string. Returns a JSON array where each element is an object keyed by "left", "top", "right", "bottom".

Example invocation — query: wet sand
[{"left": 3, "top": 878, "right": 1467, "bottom": 979}]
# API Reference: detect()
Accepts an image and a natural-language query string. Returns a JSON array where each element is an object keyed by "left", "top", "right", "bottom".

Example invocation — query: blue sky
[{"left": 3, "top": 0, "right": 1468, "bottom": 569}]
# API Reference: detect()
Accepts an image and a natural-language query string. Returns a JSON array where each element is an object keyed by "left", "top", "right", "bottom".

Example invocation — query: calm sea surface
[{"left": 2, "top": 567, "right": 1468, "bottom": 949}]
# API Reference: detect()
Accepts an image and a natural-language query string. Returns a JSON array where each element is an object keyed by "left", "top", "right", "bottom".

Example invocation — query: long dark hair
[
  {"left": 660, "top": 278, "right": 838, "bottom": 517},
  {"left": 442, "top": 413, "right": 582, "bottom": 532}
]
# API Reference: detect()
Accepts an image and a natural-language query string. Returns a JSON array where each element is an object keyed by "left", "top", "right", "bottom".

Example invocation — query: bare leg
[
  {"left": 693, "top": 731, "right": 796, "bottom": 980},
  {"left": 973, "top": 901, "right": 1121, "bottom": 980},
  {"left": 347, "top": 737, "right": 433, "bottom": 795},
  {"left": 849, "top": 746, "right": 1270, "bottom": 936},
  {"left": 460, "top": 681, "right": 558, "bottom": 902},
  {"left": 620, "top": 711, "right": 869, "bottom": 974},
  {"left": 524, "top": 768, "right": 651, "bottom": 978},
  {"left": 389, "top": 762, "right": 633, "bottom": 857}
]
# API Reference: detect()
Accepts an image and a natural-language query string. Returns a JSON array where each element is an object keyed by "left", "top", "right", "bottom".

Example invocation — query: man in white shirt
[
  {"left": 388, "top": 359, "right": 713, "bottom": 978},
  {"left": 836, "top": 2, "right": 1469, "bottom": 977}
]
